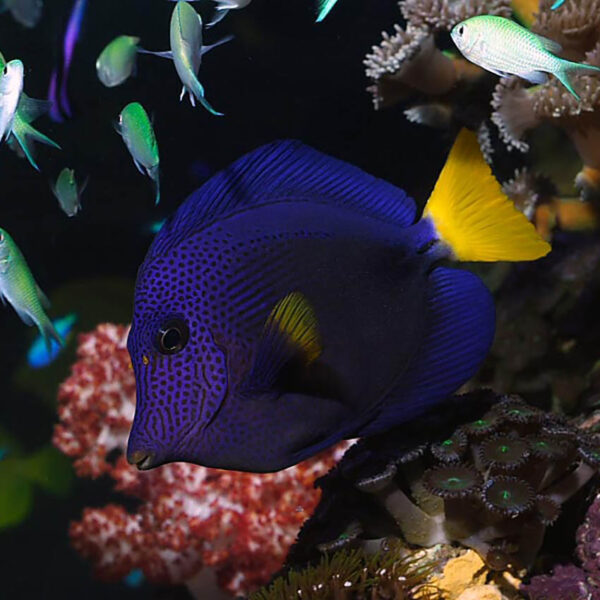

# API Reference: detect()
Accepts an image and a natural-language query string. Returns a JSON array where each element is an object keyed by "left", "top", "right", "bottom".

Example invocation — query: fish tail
[
  {"left": 12, "top": 119, "right": 61, "bottom": 171},
  {"left": 151, "top": 165, "right": 160, "bottom": 206},
  {"left": 422, "top": 128, "right": 550, "bottom": 262},
  {"left": 186, "top": 76, "right": 224, "bottom": 117},
  {"left": 556, "top": 60, "right": 600, "bottom": 101},
  {"left": 38, "top": 315, "right": 64, "bottom": 353},
  {"left": 316, "top": 0, "right": 338, "bottom": 22},
  {"left": 12, "top": 125, "right": 40, "bottom": 171}
]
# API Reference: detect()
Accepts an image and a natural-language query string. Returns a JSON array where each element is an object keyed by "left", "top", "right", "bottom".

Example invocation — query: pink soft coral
[{"left": 53, "top": 323, "right": 348, "bottom": 597}]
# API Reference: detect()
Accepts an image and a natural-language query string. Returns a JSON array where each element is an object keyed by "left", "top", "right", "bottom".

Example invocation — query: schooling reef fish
[
  {"left": 165, "top": 0, "right": 252, "bottom": 28},
  {"left": 116, "top": 102, "right": 160, "bottom": 205},
  {"left": 52, "top": 167, "right": 84, "bottom": 216},
  {"left": 0, "top": 0, "right": 42, "bottom": 28},
  {"left": 126, "top": 130, "right": 550, "bottom": 473},
  {"left": 48, "top": 0, "right": 88, "bottom": 121},
  {"left": 316, "top": 0, "right": 339, "bottom": 22},
  {"left": 0, "top": 228, "right": 61, "bottom": 349},
  {"left": 96, "top": 35, "right": 141, "bottom": 88},
  {"left": 0, "top": 58, "right": 24, "bottom": 142},
  {"left": 27, "top": 312, "right": 76, "bottom": 368},
  {"left": 451, "top": 15, "right": 600, "bottom": 100},
  {"left": 0, "top": 55, "right": 58, "bottom": 170},
  {"left": 142, "top": 1, "right": 231, "bottom": 116}
]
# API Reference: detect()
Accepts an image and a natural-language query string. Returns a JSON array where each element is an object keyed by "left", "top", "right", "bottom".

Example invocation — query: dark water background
[{"left": 0, "top": 0, "right": 449, "bottom": 597}]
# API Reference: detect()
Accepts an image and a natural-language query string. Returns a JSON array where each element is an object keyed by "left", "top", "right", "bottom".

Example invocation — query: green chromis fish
[
  {"left": 0, "top": 57, "right": 23, "bottom": 142},
  {"left": 96, "top": 35, "right": 140, "bottom": 87},
  {"left": 52, "top": 168, "right": 84, "bottom": 217},
  {"left": 0, "top": 53, "right": 60, "bottom": 171},
  {"left": 166, "top": 0, "right": 251, "bottom": 28},
  {"left": 316, "top": 0, "right": 339, "bottom": 22},
  {"left": 0, "top": 228, "right": 61, "bottom": 350},
  {"left": 551, "top": 0, "right": 565, "bottom": 8},
  {"left": 0, "top": 0, "right": 43, "bottom": 28},
  {"left": 116, "top": 102, "right": 160, "bottom": 205},
  {"left": 451, "top": 15, "right": 600, "bottom": 100},
  {"left": 142, "top": 2, "right": 231, "bottom": 116}
]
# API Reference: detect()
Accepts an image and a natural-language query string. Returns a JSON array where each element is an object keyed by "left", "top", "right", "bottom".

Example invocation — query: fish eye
[
  {"left": 2, "top": 65, "right": 7, "bottom": 76},
  {"left": 156, "top": 318, "right": 189, "bottom": 354},
  {"left": 458, "top": 25, "right": 465, "bottom": 36}
]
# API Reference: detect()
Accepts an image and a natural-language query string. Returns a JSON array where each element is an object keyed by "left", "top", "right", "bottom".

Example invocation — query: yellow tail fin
[{"left": 423, "top": 129, "right": 551, "bottom": 262}]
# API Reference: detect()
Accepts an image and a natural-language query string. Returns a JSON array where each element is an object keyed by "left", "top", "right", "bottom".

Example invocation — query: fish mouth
[{"left": 127, "top": 450, "right": 156, "bottom": 470}]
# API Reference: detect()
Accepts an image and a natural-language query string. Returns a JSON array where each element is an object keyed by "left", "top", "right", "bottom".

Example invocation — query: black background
[{"left": 0, "top": 0, "right": 448, "bottom": 597}]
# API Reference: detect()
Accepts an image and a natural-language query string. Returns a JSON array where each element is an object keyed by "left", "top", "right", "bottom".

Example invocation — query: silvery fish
[
  {"left": 96, "top": 35, "right": 141, "bottom": 87},
  {"left": 0, "top": 53, "right": 61, "bottom": 171},
  {"left": 142, "top": 1, "right": 232, "bottom": 116},
  {"left": 316, "top": 0, "right": 339, "bottom": 22},
  {"left": 167, "top": 0, "right": 251, "bottom": 28},
  {"left": 0, "top": 228, "right": 61, "bottom": 350},
  {"left": 451, "top": 15, "right": 600, "bottom": 100},
  {"left": 0, "top": 59, "right": 24, "bottom": 142},
  {"left": 0, "top": 0, "right": 42, "bottom": 28},
  {"left": 52, "top": 168, "right": 84, "bottom": 217},
  {"left": 116, "top": 102, "right": 160, "bottom": 205}
]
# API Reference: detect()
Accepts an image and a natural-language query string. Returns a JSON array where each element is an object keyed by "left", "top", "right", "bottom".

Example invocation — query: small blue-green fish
[
  {"left": 47, "top": 0, "right": 87, "bottom": 122},
  {"left": 0, "top": 0, "right": 42, "bottom": 27},
  {"left": 116, "top": 102, "right": 160, "bottom": 205},
  {"left": 0, "top": 58, "right": 23, "bottom": 142},
  {"left": 0, "top": 54, "right": 60, "bottom": 171},
  {"left": 52, "top": 168, "right": 84, "bottom": 217},
  {"left": 96, "top": 35, "right": 141, "bottom": 87},
  {"left": 0, "top": 228, "right": 61, "bottom": 350},
  {"left": 144, "top": 219, "right": 166, "bottom": 235},
  {"left": 551, "top": 0, "right": 564, "bottom": 9},
  {"left": 27, "top": 312, "right": 77, "bottom": 368},
  {"left": 143, "top": 2, "right": 231, "bottom": 116},
  {"left": 167, "top": 0, "right": 251, "bottom": 28},
  {"left": 126, "top": 129, "right": 549, "bottom": 473},
  {"left": 451, "top": 15, "right": 600, "bottom": 100},
  {"left": 123, "top": 569, "right": 145, "bottom": 589},
  {"left": 316, "top": 0, "right": 339, "bottom": 22}
]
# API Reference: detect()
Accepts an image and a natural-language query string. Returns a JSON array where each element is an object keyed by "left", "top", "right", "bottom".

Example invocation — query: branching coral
[
  {"left": 489, "top": 4, "right": 600, "bottom": 201},
  {"left": 363, "top": 0, "right": 508, "bottom": 109},
  {"left": 366, "top": 0, "right": 600, "bottom": 204},
  {"left": 285, "top": 392, "right": 600, "bottom": 576},
  {"left": 53, "top": 324, "right": 348, "bottom": 597}
]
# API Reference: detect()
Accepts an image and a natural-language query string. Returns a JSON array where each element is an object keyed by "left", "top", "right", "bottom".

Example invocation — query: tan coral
[
  {"left": 424, "top": 550, "right": 522, "bottom": 600},
  {"left": 364, "top": 0, "right": 508, "bottom": 109},
  {"left": 491, "top": 79, "right": 540, "bottom": 152},
  {"left": 492, "top": 38, "right": 600, "bottom": 199},
  {"left": 533, "top": 0, "right": 600, "bottom": 56},
  {"left": 456, "top": 585, "right": 504, "bottom": 600},
  {"left": 365, "top": 26, "right": 459, "bottom": 108},
  {"left": 401, "top": 0, "right": 510, "bottom": 31},
  {"left": 503, "top": 168, "right": 539, "bottom": 219}
]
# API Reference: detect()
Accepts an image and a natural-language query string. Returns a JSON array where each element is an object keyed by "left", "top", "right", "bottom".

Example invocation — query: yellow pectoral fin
[
  {"left": 265, "top": 292, "right": 322, "bottom": 364},
  {"left": 423, "top": 129, "right": 551, "bottom": 262}
]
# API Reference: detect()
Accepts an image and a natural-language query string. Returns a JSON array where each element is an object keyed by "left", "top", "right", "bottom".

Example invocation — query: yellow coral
[{"left": 425, "top": 550, "right": 487, "bottom": 599}]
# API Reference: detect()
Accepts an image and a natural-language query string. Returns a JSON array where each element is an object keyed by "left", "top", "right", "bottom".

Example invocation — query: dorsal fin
[
  {"left": 150, "top": 141, "right": 416, "bottom": 256},
  {"left": 245, "top": 292, "right": 322, "bottom": 391},
  {"left": 533, "top": 32, "right": 562, "bottom": 54}
]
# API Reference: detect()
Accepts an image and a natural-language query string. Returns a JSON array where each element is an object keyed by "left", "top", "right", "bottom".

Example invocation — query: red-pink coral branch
[{"left": 53, "top": 323, "right": 348, "bottom": 597}]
